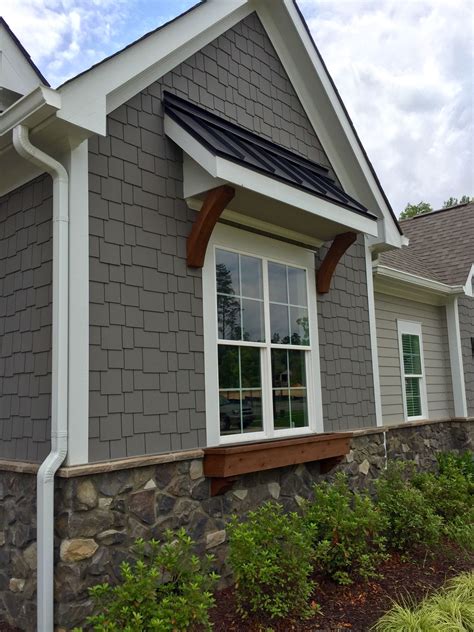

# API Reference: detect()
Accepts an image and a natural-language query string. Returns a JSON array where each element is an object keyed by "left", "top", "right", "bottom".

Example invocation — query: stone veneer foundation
[{"left": 0, "top": 418, "right": 472, "bottom": 630}]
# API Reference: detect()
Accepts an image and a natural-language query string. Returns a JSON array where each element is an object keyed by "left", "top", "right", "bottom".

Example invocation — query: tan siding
[{"left": 374, "top": 292, "right": 454, "bottom": 425}]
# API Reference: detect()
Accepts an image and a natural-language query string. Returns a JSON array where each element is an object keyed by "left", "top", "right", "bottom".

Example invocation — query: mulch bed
[
  {"left": 1, "top": 545, "right": 471, "bottom": 632},
  {"left": 210, "top": 545, "right": 474, "bottom": 631}
]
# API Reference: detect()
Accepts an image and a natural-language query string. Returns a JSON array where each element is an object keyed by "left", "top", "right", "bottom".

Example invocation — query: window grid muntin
[{"left": 215, "top": 247, "right": 312, "bottom": 438}]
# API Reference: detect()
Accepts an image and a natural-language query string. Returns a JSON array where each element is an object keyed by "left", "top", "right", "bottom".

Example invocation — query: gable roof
[
  {"left": 1, "top": 0, "right": 404, "bottom": 248},
  {"left": 0, "top": 17, "right": 49, "bottom": 88},
  {"left": 164, "top": 91, "right": 372, "bottom": 218},
  {"left": 379, "top": 201, "right": 474, "bottom": 286}
]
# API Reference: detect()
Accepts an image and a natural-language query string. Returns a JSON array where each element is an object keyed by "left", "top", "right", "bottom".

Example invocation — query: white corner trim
[
  {"left": 65, "top": 140, "right": 89, "bottom": 465},
  {"left": 364, "top": 238, "right": 383, "bottom": 427},
  {"left": 463, "top": 264, "right": 474, "bottom": 297},
  {"left": 396, "top": 319, "right": 429, "bottom": 422},
  {"left": 446, "top": 298, "right": 468, "bottom": 418}
]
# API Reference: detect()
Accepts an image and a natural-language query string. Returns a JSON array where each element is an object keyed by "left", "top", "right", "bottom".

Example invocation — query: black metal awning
[{"left": 163, "top": 91, "right": 372, "bottom": 218}]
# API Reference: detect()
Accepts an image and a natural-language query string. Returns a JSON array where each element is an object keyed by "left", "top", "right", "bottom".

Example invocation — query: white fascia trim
[
  {"left": 463, "top": 264, "right": 474, "bottom": 297},
  {"left": 397, "top": 319, "right": 429, "bottom": 422},
  {"left": 446, "top": 298, "right": 468, "bottom": 418},
  {"left": 256, "top": 0, "right": 403, "bottom": 248},
  {"left": 374, "top": 264, "right": 465, "bottom": 297},
  {"left": 57, "top": 0, "right": 251, "bottom": 135},
  {"left": 65, "top": 140, "right": 89, "bottom": 465},
  {"left": 0, "top": 85, "right": 61, "bottom": 136},
  {"left": 165, "top": 114, "right": 378, "bottom": 237},
  {"left": 365, "top": 239, "right": 383, "bottom": 427}
]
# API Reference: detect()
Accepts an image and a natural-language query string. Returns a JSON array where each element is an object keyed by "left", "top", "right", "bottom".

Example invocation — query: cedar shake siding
[
  {"left": 316, "top": 235, "right": 376, "bottom": 431},
  {"left": 0, "top": 174, "right": 53, "bottom": 461},
  {"left": 459, "top": 295, "right": 474, "bottom": 417},
  {"left": 87, "top": 13, "right": 373, "bottom": 460},
  {"left": 375, "top": 292, "right": 454, "bottom": 425}
]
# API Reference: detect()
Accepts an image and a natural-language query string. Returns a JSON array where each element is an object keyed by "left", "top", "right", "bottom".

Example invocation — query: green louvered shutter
[{"left": 401, "top": 333, "right": 423, "bottom": 417}]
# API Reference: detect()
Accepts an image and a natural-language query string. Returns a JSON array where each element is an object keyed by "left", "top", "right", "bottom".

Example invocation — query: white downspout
[{"left": 13, "top": 125, "right": 69, "bottom": 632}]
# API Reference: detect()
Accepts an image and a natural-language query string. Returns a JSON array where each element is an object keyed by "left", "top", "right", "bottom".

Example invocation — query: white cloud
[{"left": 297, "top": 0, "right": 473, "bottom": 213}]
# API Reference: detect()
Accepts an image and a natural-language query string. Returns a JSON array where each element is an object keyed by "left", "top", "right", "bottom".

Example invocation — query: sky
[{"left": 1, "top": 0, "right": 473, "bottom": 215}]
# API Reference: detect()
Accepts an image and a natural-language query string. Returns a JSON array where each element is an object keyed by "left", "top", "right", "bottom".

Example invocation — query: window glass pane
[
  {"left": 241, "top": 255, "right": 263, "bottom": 300},
  {"left": 405, "top": 377, "right": 422, "bottom": 417},
  {"left": 219, "top": 390, "right": 263, "bottom": 435},
  {"left": 242, "top": 298, "right": 264, "bottom": 342},
  {"left": 288, "top": 267, "right": 307, "bottom": 306},
  {"left": 216, "top": 249, "right": 239, "bottom": 295},
  {"left": 290, "top": 306, "right": 309, "bottom": 345},
  {"left": 219, "top": 391, "right": 242, "bottom": 434},
  {"left": 270, "top": 303, "right": 290, "bottom": 344},
  {"left": 402, "top": 334, "right": 422, "bottom": 375},
  {"left": 273, "top": 389, "right": 291, "bottom": 429},
  {"left": 289, "top": 350, "right": 306, "bottom": 387},
  {"left": 217, "top": 295, "right": 241, "bottom": 340},
  {"left": 218, "top": 346, "right": 239, "bottom": 389},
  {"left": 268, "top": 262, "right": 288, "bottom": 303},
  {"left": 241, "top": 347, "right": 261, "bottom": 388},
  {"left": 290, "top": 391, "right": 308, "bottom": 428},
  {"left": 271, "top": 349, "right": 288, "bottom": 388}
]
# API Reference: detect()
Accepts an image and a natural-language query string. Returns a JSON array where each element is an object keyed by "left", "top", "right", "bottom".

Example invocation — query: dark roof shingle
[{"left": 379, "top": 202, "right": 474, "bottom": 286}]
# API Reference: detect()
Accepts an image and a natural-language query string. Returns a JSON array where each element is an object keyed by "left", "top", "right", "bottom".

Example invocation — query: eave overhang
[
  {"left": 373, "top": 263, "right": 465, "bottom": 306},
  {"left": 164, "top": 95, "right": 378, "bottom": 243}
]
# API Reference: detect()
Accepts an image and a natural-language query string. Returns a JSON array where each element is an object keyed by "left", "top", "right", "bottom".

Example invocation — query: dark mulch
[{"left": 210, "top": 545, "right": 474, "bottom": 631}]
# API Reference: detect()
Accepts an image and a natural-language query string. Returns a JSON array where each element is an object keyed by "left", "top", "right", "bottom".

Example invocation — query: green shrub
[
  {"left": 227, "top": 502, "right": 315, "bottom": 620},
  {"left": 437, "top": 451, "right": 474, "bottom": 481},
  {"left": 303, "top": 474, "right": 387, "bottom": 585},
  {"left": 75, "top": 529, "right": 218, "bottom": 632},
  {"left": 373, "top": 571, "right": 474, "bottom": 632},
  {"left": 375, "top": 462, "right": 443, "bottom": 551}
]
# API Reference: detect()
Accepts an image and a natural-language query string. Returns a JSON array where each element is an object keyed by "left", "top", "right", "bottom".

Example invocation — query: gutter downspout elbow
[{"left": 13, "top": 125, "right": 69, "bottom": 632}]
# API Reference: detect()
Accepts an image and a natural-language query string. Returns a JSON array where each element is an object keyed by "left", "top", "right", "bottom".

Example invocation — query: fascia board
[
  {"left": 57, "top": 0, "right": 251, "bottom": 136},
  {"left": 0, "top": 85, "right": 61, "bottom": 136},
  {"left": 216, "top": 156, "right": 379, "bottom": 236},
  {"left": 374, "top": 264, "right": 464, "bottom": 297},
  {"left": 164, "top": 115, "right": 218, "bottom": 181},
  {"left": 255, "top": 0, "right": 403, "bottom": 248},
  {"left": 463, "top": 264, "right": 474, "bottom": 297}
]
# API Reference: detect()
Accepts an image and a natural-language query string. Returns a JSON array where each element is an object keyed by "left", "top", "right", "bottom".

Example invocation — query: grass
[{"left": 373, "top": 571, "right": 474, "bottom": 631}]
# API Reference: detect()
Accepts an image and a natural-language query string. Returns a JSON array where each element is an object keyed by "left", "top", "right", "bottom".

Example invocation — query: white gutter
[
  {"left": 12, "top": 125, "right": 69, "bottom": 632},
  {"left": 0, "top": 86, "right": 61, "bottom": 136},
  {"left": 374, "top": 263, "right": 465, "bottom": 296}
]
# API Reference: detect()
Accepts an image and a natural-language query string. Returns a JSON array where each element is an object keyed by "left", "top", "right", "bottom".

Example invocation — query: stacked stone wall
[{"left": 0, "top": 419, "right": 472, "bottom": 630}]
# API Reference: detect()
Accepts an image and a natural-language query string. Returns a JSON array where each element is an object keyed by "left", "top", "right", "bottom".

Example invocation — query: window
[
  {"left": 203, "top": 224, "right": 323, "bottom": 445},
  {"left": 397, "top": 320, "right": 428, "bottom": 420}
]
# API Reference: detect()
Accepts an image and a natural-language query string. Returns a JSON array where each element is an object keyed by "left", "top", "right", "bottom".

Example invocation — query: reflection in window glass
[
  {"left": 216, "top": 249, "right": 264, "bottom": 343},
  {"left": 271, "top": 349, "right": 308, "bottom": 429},
  {"left": 218, "top": 345, "right": 263, "bottom": 436},
  {"left": 268, "top": 262, "right": 309, "bottom": 347}
]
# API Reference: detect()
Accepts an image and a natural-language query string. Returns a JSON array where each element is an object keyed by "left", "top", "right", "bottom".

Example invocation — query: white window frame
[
  {"left": 203, "top": 223, "right": 324, "bottom": 446},
  {"left": 397, "top": 320, "right": 428, "bottom": 422}
]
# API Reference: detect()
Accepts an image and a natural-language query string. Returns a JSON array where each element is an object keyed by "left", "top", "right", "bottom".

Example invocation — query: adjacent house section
[{"left": 373, "top": 201, "right": 474, "bottom": 424}]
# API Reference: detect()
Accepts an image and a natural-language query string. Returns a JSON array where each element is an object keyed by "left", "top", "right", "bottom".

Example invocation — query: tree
[
  {"left": 442, "top": 195, "right": 472, "bottom": 208},
  {"left": 399, "top": 201, "right": 433, "bottom": 220}
]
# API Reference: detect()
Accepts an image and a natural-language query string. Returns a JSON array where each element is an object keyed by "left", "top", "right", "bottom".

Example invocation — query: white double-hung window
[
  {"left": 203, "top": 224, "right": 323, "bottom": 445},
  {"left": 397, "top": 320, "right": 428, "bottom": 420}
]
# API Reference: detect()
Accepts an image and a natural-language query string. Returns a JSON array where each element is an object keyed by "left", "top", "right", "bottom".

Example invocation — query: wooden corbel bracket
[
  {"left": 187, "top": 185, "right": 235, "bottom": 268},
  {"left": 316, "top": 232, "right": 357, "bottom": 294}
]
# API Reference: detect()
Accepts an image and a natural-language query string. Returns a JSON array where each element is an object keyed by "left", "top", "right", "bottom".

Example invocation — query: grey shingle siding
[
  {"left": 0, "top": 174, "right": 52, "bottom": 461},
  {"left": 316, "top": 236, "right": 376, "bottom": 431},
  {"left": 88, "top": 13, "right": 338, "bottom": 461},
  {"left": 459, "top": 295, "right": 474, "bottom": 416}
]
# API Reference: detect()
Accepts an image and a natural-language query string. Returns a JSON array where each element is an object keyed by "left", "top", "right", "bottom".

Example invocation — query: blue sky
[{"left": 1, "top": 0, "right": 472, "bottom": 213}]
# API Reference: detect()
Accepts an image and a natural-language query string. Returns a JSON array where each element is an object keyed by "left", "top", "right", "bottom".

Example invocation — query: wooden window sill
[{"left": 203, "top": 432, "right": 351, "bottom": 495}]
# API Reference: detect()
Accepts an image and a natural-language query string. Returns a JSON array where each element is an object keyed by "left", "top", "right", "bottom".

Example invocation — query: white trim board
[
  {"left": 446, "top": 298, "right": 468, "bottom": 418},
  {"left": 365, "top": 238, "right": 383, "bottom": 427}
]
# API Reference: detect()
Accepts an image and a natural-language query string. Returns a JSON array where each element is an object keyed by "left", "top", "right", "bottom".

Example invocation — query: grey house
[{"left": 0, "top": 3, "right": 472, "bottom": 630}]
